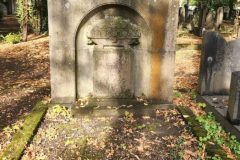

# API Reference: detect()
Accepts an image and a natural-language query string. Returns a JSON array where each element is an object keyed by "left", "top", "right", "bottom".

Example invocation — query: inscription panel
[{"left": 93, "top": 49, "right": 134, "bottom": 98}]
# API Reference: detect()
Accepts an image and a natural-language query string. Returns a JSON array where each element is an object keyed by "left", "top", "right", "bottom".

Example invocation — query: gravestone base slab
[
  {"left": 80, "top": 98, "right": 171, "bottom": 106},
  {"left": 197, "top": 95, "right": 240, "bottom": 140},
  {"left": 71, "top": 103, "right": 173, "bottom": 118}
]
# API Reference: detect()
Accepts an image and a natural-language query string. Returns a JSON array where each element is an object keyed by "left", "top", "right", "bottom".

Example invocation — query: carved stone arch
[
  {"left": 75, "top": 3, "right": 152, "bottom": 98},
  {"left": 74, "top": 3, "right": 150, "bottom": 39}
]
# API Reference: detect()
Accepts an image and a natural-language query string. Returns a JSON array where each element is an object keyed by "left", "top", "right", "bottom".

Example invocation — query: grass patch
[{"left": 0, "top": 102, "right": 48, "bottom": 160}]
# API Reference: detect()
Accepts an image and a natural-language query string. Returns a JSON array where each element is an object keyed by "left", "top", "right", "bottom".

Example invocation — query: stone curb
[
  {"left": 0, "top": 102, "right": 48, "bottom": 160},
  {"left": 197, "top": 95, "right": 240, "bottom": 140},
  {"left": 177, "top": 106, "right": 231, "bottom": 159}
]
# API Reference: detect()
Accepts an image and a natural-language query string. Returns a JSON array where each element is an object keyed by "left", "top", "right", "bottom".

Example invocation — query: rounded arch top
[{"left": 74, "top": 3, "right": 150, "bottom": 41}]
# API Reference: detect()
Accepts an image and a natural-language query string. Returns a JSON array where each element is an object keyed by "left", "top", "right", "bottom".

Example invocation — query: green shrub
[{"left": 4, "top": 33, "right": 21, "bottom": 44}]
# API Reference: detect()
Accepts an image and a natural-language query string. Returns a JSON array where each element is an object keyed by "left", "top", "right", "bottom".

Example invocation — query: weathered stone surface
[
  {"left": 199, "top": 32, "right": 240, "bottom": 95},
  {"left": 205, "top": 12, "right": 214, "bottom": 30},
  {"left": 93, "top": 49, "right": 133, "bottom": 98},
  {"left": 178, "top": 7, "right": 185, "bottom": 28},
  {"left": 227, "top": 72, "right": 240, "bottom": 125},
  {"left": 48, "top": 0, "right": 179, "bottom": 103},
  {"left": 199, "top": 32, "right": 226, "bottom": 95},
  {"left": 216, "top": 7, "right": 224, "bottom": 29},
  {"left": 0, "top": 3, "right": 7, "bottom": 16},
  {"left": 223, "top": 6, "right": 230, "bottom": 19}
]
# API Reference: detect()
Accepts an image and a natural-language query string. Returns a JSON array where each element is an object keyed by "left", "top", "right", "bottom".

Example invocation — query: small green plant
[
  {"left": 48, "top": 105, "right": 71, "bottom": 119},
  {"left": 197, "top": 113, "right": 224, "bottom": 145},
  {"left": 190, "top": 91, "right": 197, "bottom": 100},
  {"left": 0, "top": 34, "right": 4, "bottom": 41},
  {"left": 197, "top": 112, "right": 240, "bottom": 159},
  {"left": 4, "top": 33, "right": 21, "bottom": 44},
  {"left": 173, "top": 90, "right": 182, "bottom": 98},
  {"left": 124, "top": 111, "right": 134, "bottom": 123},
  {"left": 168, "top": 137, "right": 184, "bottom": 159},
  {"left": 211, "top": 155, "right": 223, "bottom": 160},
  {"left": 197, "top": 102, "right": 207, "bottom": 109},
  {"left": 227, "top": 135, "right": 240, "bottom": 156}
]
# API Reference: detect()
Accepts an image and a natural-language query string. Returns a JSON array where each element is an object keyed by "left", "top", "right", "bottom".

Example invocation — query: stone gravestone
[
  {"left": 223, "top": 6, "right": 230, "bottom": 19},
  {"left": 198, "top": 32, "right": 226, "bottom": 95},
  {"left": 215, "top": 7, "right": 224, "bottom": 30},
  {"left": 205, "top": 12, "right": 214, "bottom": 30},
  {"left": 48, "top": 0, "right": 179, "bottom": 104},
  {"left": 178, "top": 7, "right": 185, "bottom": 28},
  {"left": 199, "top": 32, "right": 240, "bottom": 95},
  {"left": 227, "top": 71, "right": 240, "bottom": 125},
  {"left": 0, "top": 3, "right": 7, "bottom": 16}
]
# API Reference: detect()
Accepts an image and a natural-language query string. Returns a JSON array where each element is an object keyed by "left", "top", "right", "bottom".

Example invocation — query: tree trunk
[
  {"left": 229, "top": 0, "right": 235, "bottom": 19},
  {"left": 198, "top": 0, "right": 208, "bottom": 36},
  {"left": 185, "top": 0, "right": 190, "bottom": 22},
  {"left": 22, "top": 0, "right": 28, "bottom": 42}
]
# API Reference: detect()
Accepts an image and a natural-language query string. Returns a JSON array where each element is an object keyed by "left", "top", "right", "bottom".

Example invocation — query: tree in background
[
  {"left": 30, "top": 0, "right": 48, "bottom": 34},
  {"left": 16, "top": 0, "right": 28, "bottom": 41},
  {"left": 16, "top": 0, "right": 48, "bottom": 41},
  {"left": 196, "top": 0, "right": 238, "bottom": 35}
]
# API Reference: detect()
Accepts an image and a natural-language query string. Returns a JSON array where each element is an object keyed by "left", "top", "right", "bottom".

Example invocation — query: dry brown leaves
[{"left": 0, "top": 36, "right": 50, "bottom": 153}]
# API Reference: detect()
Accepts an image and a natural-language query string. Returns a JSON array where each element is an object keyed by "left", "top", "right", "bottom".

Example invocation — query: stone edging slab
[
  {"left": 177, "top": 106, "right": 230, "bottom": 159},
  {"left": 197, "top": 95, "right": 240, "bottom": 140},
  {"left": 0, "top": 102, "right": 48, "bottom": 160}
]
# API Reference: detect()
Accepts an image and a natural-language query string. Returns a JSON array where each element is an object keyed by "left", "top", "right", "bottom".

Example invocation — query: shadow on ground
[
  {"left": 0, "top": 37, "right": 50, "bottom": 130},
  {"left": 0, "top": 86, "right": 50, "bottom": 131}
]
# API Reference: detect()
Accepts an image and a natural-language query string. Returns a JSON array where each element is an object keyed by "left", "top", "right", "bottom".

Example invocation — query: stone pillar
[{"left": 227, "top": 71, "right": 240, "bottom": 125}]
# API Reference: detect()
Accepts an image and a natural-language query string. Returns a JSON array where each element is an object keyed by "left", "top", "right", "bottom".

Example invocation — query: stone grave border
[{"left": 197, "top": 95, "right": 240, "bottom": 140}]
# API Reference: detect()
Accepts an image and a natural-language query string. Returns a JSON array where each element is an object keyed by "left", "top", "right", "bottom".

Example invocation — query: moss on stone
[
  {"left": 206, "top": 143, "right": 231, "bottom": 159},
  {"left": 0, "top": 102, "right": 48, "bottom": 160},
  {"left": 177, "top": 106, "right": 230, "bottom": 159}
]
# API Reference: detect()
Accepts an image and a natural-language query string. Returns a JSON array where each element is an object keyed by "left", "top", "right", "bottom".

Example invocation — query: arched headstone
[
  {"left": 0, "top": 3, "right": 7, "bottom": 16},
  {"left": 206, "top": 12, "right": 214, "bottom": 29},
  {"left": 216, "top": 7, "right": 224, "bottom": 29},
  {"left": 48, "top": 0, "right": 179, "bottom": 104}
]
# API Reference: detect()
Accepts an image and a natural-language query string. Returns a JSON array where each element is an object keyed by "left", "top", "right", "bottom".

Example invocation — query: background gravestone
[
  {"left": 48, "top": 0, "right": 179, "bottom": 104},
  {"left": 223, "top": 6, "right": 230, "bottom": 20},
  {"left": 199, "top": 32, "right": 240, "bottom": 95},
  {"left": 216, "top": 7, "right": 224, "bottom": 29},
  {"left": 178, "top": 7, "right": 185, "bottom": 28},
  {"left": 0, "top": 3, "right": 7, "bottom": 16},
  {"left": 227, "top": 71, "right": 240, "bottom": 125},
  {"left": 205, "top": 12, "right": 214, "bottom": 30}
]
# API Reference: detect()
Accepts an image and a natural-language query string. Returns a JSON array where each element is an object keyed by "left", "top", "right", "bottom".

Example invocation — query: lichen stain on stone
[
  {"left": 148, "top": 1, "right": 169, "bottom": 98},
  {"left": 150, "top": 53, "right": 161, "bottom": 98}
]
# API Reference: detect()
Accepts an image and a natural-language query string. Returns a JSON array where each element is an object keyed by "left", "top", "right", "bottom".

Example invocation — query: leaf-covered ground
[
  {"left": 0, "top": 37, "right": 50, "bottom": 152},
  {"left": 0, "top": 30, "right": 207, "bottom": 159},
  {"left": 22, "top": 106, "right": 200, "bottom": 160},
  {"left": 0, "top": 34, "right": 204, "bottom": 159}
]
